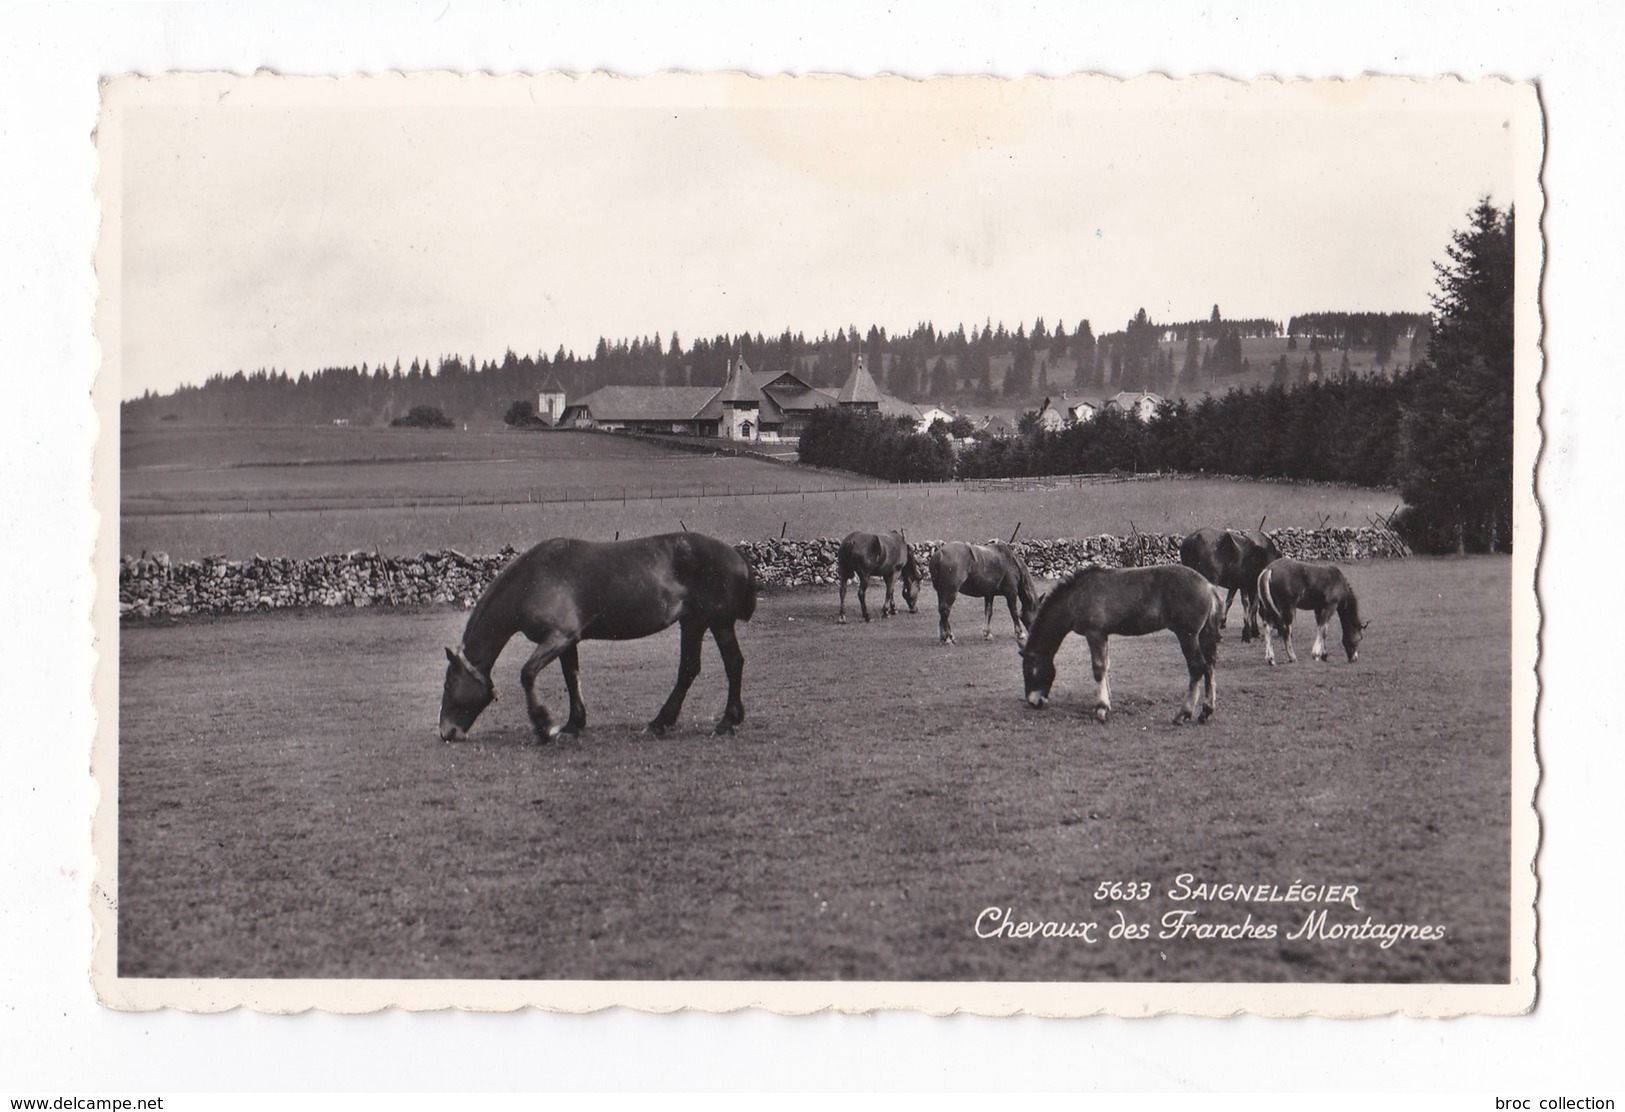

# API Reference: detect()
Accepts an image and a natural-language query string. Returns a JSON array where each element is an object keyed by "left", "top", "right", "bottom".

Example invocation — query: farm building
[
  {"left": 757, "top": 369, "right": 840, "bottom": 439},
  {"left": 555, "top": 386, "right": 723, "bottom": 436},
  {"left": 1104, "top": 390, "right": 1168, "bottom": 423},
  {"left": 1033, "top": 397, "right": 1068, "bottom": 432},
  {"left": 916, "top": 404, "right": 954, "bottom": 433},
  {"left": 552, "top": 354, "right": 933, "bottom": 443},
  {"left": 838, "top": 354, "right": 923, "bottom": 426},
  {"left": 977, "top": 414, "right": 1017, "bottom": 439},
  {"left": 552, "top": 358, "right": 860, "bottom": 443},
  {"left": 1069, "top": 399, "right": 1099, "bottom": 423}
]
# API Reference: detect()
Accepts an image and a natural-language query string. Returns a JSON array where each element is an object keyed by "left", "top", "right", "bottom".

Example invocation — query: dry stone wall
[{"left": 120, "top": 527, "right": 1408, "bottom": 620}]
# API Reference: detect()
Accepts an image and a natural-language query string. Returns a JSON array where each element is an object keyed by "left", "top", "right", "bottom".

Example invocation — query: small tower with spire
[
  {"left": 718, "top": 355, "right": 760, "bottom": 441},
  {"left": 837, "top": 351, "right": 885, "bottom": 412},
  {"left": 536, "top": 375, "right": 567, "bottom": 426}
]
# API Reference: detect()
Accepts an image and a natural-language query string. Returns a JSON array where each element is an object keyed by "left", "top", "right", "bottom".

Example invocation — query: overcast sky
[{"left": 109, "top": 73, "right": 1530, "bottom": 398}]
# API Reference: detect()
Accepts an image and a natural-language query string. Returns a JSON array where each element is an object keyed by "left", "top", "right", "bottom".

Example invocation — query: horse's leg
[
  {"left": 983, "top": 595, "right": 996, "bottom": 641},
  {"left": 938, "top": 588, "right": 956, "bottom": 644},
  {"left": 1003, "top": 590, "right": 1025, "bottom": 647},
  {"left": 881, "top": 570, "right": 897, "bottom": 617},
  {"left": 1086, "top": 632, "right": 1111, "bottom": 723},
  {"left": 837, "top": 570, "right": 849, "bottom": 624},
  {"left": 648, "top": 616, "right": 706, "bottom": 735},
  {"left": 1174, "top": 631, "right": 1205, "bottom": 724},
  {"left": 1199, "top": 609, "right": 1220, "bottom": 723},
  {"left": 1262, "top": 616, "right": 1277, "bottom": 665},
  {"left": 857, "top": 573, "right": 872, "bottom": 622},
  {"left": 1311, "top": 605, "right": 1336, "bottom": 662},
  {"left": 711, "top": 621, "right": 746, "bottom": 733},
  {"left": 520, "top": 635, "right": 575, "bottom": 742},
  {"left": 1240, "top": 586, "right": 1258, "bottom": 643},
  {"left": 1221, "top": 586, "right": 1237, "bottom": 628},
  {"left": 1281, "top": 610, "right": 1298, "bottom": 664},
  {"left": 557, "top": 644, "right": 587, "bottom": 734}
]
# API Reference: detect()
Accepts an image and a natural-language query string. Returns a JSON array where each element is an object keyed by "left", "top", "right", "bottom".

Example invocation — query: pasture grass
[
  {"left": 121, "top": 425, "right": 1401, "bottom": 558},
  {"left": 118, "top": 556, "right": 1510, "bottom": 982}
]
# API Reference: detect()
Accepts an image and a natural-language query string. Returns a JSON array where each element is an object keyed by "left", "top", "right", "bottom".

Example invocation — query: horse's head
[
  {"left": 439, "top": 645, "right": 496, "bottom": 742},
  {"left": 1014, "top": 561, "right": 1041, "bottom": 633},
  {"left": 1340, "top": 589, "right": 1367, "bottom": 662},
  {"left": 1020, "top": 644, "right": 1055, "bottom": 709},
  {"left": 900, "top": 548, "right": 923, "bottom": 613},
  {"left": 1343, "top": 619, "right": 1369, "bottom": 662}
]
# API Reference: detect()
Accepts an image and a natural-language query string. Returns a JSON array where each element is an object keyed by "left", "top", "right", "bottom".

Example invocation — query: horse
[
  {"left": 1020, "top": 565, "right": 1223, "bottom": 724},
  {"left": 438, "top": 532, "right": 757, "bottom": 743},
  {"left": 836, "top": 530, "right": 922, "bottom": 623},
  {"left": 1178, "top": 527, "right": 1283, "bottom": 642},
  {"left": 928, "top": 540, "right": 1041, "bottom": 646},
  {"left": 1254, "top": 557, "right": 1367, "bottom": 665}
]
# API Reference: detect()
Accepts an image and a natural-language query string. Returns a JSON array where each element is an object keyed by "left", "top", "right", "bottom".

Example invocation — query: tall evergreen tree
[{"left": 1397, "top": 199, "right": 1515, "bottom": 552}]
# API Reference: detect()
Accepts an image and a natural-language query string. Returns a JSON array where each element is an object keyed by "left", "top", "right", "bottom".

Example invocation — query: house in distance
[{"left": 553, "top": 353, "right": 921, "bottom": 444}]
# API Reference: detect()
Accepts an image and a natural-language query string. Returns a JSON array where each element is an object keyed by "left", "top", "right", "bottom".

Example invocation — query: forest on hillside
[
  {"left": 121, "top": 307, "right": 1429, "bottom": 429},
  {"left": 799, "top": 202, "right": 1516, "bottom": 554}
]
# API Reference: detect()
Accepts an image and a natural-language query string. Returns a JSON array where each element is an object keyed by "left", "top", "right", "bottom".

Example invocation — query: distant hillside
[{"left": 121, "top": 309, "right": 1430, "bottom": 428}]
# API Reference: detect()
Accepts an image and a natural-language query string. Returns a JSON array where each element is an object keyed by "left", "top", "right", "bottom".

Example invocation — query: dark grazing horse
[
  {"left": 1254, "top": 557, "right": 1366, "bottom": 665},
  {"left": 1020, "top": 565, "right": 1223, "bottom": 724},
  {"left": 929, "top": 540, "right": 1041, "bottom": 646},
  {"left": 438, "top": 532, "right": 757, "bottom": 742},
  {"left": 1179, "top": 527, "right": 1283, "bottom": 642},
  {"left": 836, "top": 530, "right": 922, "bottom": 623}
]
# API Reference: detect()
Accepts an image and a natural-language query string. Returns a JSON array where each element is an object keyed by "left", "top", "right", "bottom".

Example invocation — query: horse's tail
[
  {"left": 739, "top": 559, "right": 759, "bottom": 622},
  {"left": 1200, "top": 584, "right": 1223, "bottom": 664},
  {"left": 1256, "top": 564, "right": 1281, "bottom": 628}
]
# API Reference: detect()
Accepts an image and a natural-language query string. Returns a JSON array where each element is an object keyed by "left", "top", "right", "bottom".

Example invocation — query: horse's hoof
[
  {"left": 1094, "top": 707, "right": 1109, "bottom": 724},
  {"left": 1198, "top": 709, "right": 1213, "bottom": 724},
  {"left": 1173, "top": 710, "right": 1192, "bottom": 725},
  {"left": 643, "top": 720, "right": 669, "bottom": 737},
  {"left": 837, "top": 616, "right": 846, "bottom": 625}
]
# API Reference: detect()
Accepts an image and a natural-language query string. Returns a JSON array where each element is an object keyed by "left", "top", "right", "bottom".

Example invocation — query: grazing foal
[
  {"left": 1020, "top": 565, "right": 1223, "bottom": 725},
  {"left": 1255, "top": 557, "right": 1367, "bottom": 665}
]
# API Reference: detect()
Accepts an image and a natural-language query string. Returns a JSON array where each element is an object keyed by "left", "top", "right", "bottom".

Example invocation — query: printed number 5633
[{"left": 1093, "top": 881, "right": 1152, "bottom": 901}]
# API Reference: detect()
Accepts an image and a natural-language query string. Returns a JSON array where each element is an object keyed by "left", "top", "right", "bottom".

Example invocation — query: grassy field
[
  {"left": 118, "top": 556, "right": 1510, "bottom": 983},
  {"left": 121, "top": 425, "right": 1402, "bottom": 559}
]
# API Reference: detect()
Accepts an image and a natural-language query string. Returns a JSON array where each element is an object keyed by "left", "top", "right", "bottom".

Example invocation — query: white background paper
[{"left": 1, "top": 0, "right": 1617, "bottom": 1094}]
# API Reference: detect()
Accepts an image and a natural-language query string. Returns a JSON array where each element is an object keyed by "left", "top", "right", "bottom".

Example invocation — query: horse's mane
[
  {"left": 463, "top": 543, "right": 544, "bottom": 646},
  {"left": 1056, "top": 563, "right": 1107, "bottom": 591},
  {"left": 1339, "top": 579, "right": 1362, "bottom": 625}
]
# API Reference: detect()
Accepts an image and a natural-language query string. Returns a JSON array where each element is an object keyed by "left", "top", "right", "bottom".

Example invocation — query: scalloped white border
[{"left": 89, "top": 70, "right": 1543, "bottom": 1017}]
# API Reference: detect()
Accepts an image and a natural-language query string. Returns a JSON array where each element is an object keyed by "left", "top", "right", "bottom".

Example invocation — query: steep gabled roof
[
  {"left": 837, "top": 360, "right": 887, "bottom": 405},
  {"left": 1106, "top": 390, "right": 1167, "bottom": 411},
  {"left": 878, "top": 395, "right": 922, "bottom": 421},
  {"left": 762, "top": 372, "right": 839, "bottom": 414},
  {"left": 539, "top": 374, "right": 567, "bottom": 396},
  {"left": 717, "top": 357, "right": 759, "bottom": 404}
]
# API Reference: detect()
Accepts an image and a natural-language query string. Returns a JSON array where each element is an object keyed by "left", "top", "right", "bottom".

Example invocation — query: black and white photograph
[
  {"left": 91, "top": 70, "right": 1540, "bottom": 1017},
  {"left": 20, "top": 0, "right": 1625, "bottom": 1098}
]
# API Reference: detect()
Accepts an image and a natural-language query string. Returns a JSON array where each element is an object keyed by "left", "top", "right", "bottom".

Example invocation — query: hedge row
[{"left": 120, "top": 527, "right": 1408, "bottom": 620}]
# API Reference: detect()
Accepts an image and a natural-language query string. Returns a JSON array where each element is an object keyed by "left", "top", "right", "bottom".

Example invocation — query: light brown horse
[
  {"left": 929, "top": 540, "right": 1040, "bottom": 646},
  {"left": 1255, "top": 557, "right": 1366, "bottom": 664},
  {"left": 836, "top": 530, "right": 922, "bottom": 623},
  {"left": 1021, "top": 565, "right": 1223, "bottom": 724},
  {"left": 439, "top": 532, "right": 757, "bottom": 742}
]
